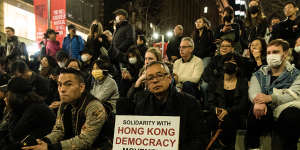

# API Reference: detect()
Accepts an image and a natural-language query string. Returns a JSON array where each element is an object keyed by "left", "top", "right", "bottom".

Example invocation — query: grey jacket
[
  {"left": 249, "top": 62, "right": 300, "bottom": 118},
  {"left": 90, "top": 76, "right": 119, "bottom": 113}
]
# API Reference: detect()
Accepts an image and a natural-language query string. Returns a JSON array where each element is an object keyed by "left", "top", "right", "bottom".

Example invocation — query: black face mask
[
  {"left": 249, "top": 6, "right": 259, "bottom": 14},
  {"left": 223, "top": 15, "right": 233, "bottom": 23},
  {"left": 224, "top": 63, "right": 237, "bottom": 75}
]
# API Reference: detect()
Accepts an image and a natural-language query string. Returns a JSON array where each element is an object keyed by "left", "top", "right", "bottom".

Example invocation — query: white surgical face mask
[
  {"left": 294, "top": 46, "right": 300, "bottom": 53},
  {"left": 58, "top": 62, "right": 66, "bottom": 68},
  {"left": 81, "top": 55, "right": 89, "bottom": 62},
  {"left": 129, "top": 57, "right": 137, "bottom": 64},
  {"left": 267, "top": 54, "right": 283, "bottom": 68}
]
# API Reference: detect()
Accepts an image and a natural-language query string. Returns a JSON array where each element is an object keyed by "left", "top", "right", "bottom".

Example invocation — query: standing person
[
  {"left": 193, "top": 17, "right": 215, "bottom": 68},
  {"left": 109, "top": 9, "right": 135, "bottom": 66},
  {"left": 43, "top": 29, "right": 60, "bottom": 59},
  {"left": 247, "top": 39, "right": 300, "bottom": 150},
  {"left": 166, "top": 25, "right": 184, "bottom": 62},
  {"left": 86, "top": 20, "right": 110, "bottom": 60},
  {"left": 22, "top": 68, "right": 108, "bottom": 150},
  {"left": 271, "top": 1, "right": 300, "bottom": 47},
  {"left": 103, "top": 30, "right": 113, "bottom": 45},
  {"left": 1, "top": 27, "right": 28, "bottom": 64},
  {"left": 242, "top": 0, "right": 268, "bottom": 48},
  {"left": 136, "top": 34, "right": 148, "bottom": 59},
  {"left": 62, "top": 24, "right": 85, "bottom": 60}
]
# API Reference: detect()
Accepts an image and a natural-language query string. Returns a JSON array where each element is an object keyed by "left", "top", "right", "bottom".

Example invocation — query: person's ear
[{"left": 79, "top": 83, "right": 86, "bottom": 94}]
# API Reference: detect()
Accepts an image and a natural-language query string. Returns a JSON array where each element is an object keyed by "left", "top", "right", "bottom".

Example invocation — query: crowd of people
[{"left": 0, "top": 0, "right": 299, "bottom": 150}]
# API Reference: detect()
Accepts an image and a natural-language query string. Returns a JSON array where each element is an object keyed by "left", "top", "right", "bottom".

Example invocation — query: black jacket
[
  {"left": 292, "top": 50, "right": 300, "bottom": 70},
  {"left": 166, "top": 36, "right": 183, "bottom": 60},
  {"left": 242, "top": 18, "right": 268, "bottom": 47},
  {"left": 1, "top": 36, "right": 28, "bottom": 62},
  {"left": 271, "top": 17, "right": 300, "bottom": 47},
  {"left": 0, "top": 103, "right": 55, "bottom": 150},
  {"left": 118, "top": 87, "right": 210, "bottom": 150},
  {"left": 110, "top": 21, "right": 135, "bottom": 62},
  {"left": 137, "top": 44, "right": 148, "bottom": 59},
  {"left": 29, "top": 72, "right": 50, "bottom": 99},
  {"left": 193, "top": 27, "right": 216, "bottom": 58},
  {"left": 207, "top": 76, "right": 249, "bottom": 117},
  {"left": 86, "top": 34, "right": 110, "bottom": 60}
]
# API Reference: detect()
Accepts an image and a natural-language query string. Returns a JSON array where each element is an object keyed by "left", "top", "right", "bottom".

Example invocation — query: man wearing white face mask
[
  {"left": 247, "top": 39, "right": 300, "bottom": 150},
  {"left": 291, "top": 36, "right": 300, "bottom": 69},
  {"left": 80, "top": 48, "right": 94, "bottom": 73}
]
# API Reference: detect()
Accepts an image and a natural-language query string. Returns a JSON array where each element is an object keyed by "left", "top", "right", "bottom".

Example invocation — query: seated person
[
  {"left": 173, "top": 37, "right": 204, "bottom": 97},
  {"left": 23, "top": 68, "right": 108, "bottom": 150},
  {"left": 247, "top": 39, "right": 300, "bottom": 150},
  {"left": 90, "top": 59, "right": 119, "bottom": 113},
  {"left": 291, "top": 36, "right": 300, "bottom": 69},
  {"left": 118, "top": 61, "right": 209, "bottom": 150},
  {"left": 0, "top": 77, "right": 55, "bottom": 150},
  {"left": 206, "top": 56, "right": 249, "bottom": 149}
]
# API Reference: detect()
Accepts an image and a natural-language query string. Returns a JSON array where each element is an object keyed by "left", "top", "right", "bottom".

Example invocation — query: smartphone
[{"left": 21, "top": 135, "right": 38, "bottom": 146}]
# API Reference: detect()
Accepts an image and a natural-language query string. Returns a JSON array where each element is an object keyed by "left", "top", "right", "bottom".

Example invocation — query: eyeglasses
[
  {"left": 179, "top": 46, "right": 192, "bottom": 49},
  {"left": 220, "top": 45, "right": 232, "bottom": 48},
  {"left": 146, "top": 73, "right": 169, "bottom": 83}
]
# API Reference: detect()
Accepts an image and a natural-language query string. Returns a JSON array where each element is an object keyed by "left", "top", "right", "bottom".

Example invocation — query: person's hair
[
  {"left": 7, "top": 91, "right": 43, "bottom": 113},
  {"left": 103, "top": 30, "right": 112, "bottom": 36},
  {"left": 181, "top": 37, "right": 195, "bottom": 49},
  {"left": 196, "top": 17, "right": 211, "bottom": 28},
  {"left": 145, "top": 61, "right": 170, "bottom": 74},
  {"left": 245, "top": 0, "right": 266, "bottom": 27},
  {"left": 250, "top": 37, "right": 267, "bottom": 62},
  {"left": 146, "top": 47, "right": 162, "bottom": 61},
  {"left": 5, "top": 27, "right": 15, "bottom": 33},
  {"left": 66, "top": 58, "right": 82, "bottom": 70},
  {"left": 88, "top": 19, "right": 103, "bottom": 39},
  {"left": 93, "top": 59, "right": 113, "bottom": 76},
  {"left": 221, "top": 38, "right": 234, "bottom": 46},
  {"left": 127, "top": 45, "right": 144, "bottom": 65},
  {"left": 137, "top": 35, "right": 146, "bottom": 44},
  {"left": 223, "top": 6, "right": 234, "bottom": 16},
  {"left": 43, "top": 56, "right": 59, "bottom": 69},
  {"left": 176, "top": 25, "right": 184, "bottom": 31},
  {"left": 10, "top": 60, "right": 30, "bottom": 75},
  {"left": 56, "top": 50, "right": 70, "bottom": 62},
  {"left": 60, "top": 68, "right": 85, "bottom": 84},
  {"left": 268, "top": 39, "right": 290, "bottom": 52},
  {"left": 68, "top": 24, "right": 76, "bottom": 30},
  {"left": 284, "top": 1, "right": 297, "bottom": 8}
]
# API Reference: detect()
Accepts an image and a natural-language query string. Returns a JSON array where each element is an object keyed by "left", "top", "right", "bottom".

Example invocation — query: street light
[
  {"left": 153, "top": 32, "right": 159, "bottom": 39},
  {"left": 166, "top": 31, "right": 173, "bottom": 38}
]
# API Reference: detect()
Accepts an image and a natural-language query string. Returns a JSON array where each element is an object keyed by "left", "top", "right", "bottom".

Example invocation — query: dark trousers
[
  {"left": 247, "top": 106, "right": 300, "bottom": 150},
  {"left": 182, "top": 81, "right": 200, "bottom": 99}
]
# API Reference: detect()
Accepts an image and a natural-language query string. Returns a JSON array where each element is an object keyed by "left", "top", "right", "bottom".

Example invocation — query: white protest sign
[{"left": 113, "top": 115, "right": 180, "bottom": 150}]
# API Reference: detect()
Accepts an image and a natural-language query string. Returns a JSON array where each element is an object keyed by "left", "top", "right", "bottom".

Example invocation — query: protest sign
[{"left": 113, "top": 115, "right": 180, "bottom": 150}]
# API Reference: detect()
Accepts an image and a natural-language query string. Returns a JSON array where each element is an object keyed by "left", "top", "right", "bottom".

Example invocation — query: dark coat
[
  {"left": 110, "top": 21, "right": 135, "bottom": 62},
  {"left": 29, "top": 72, "right": 50, "bottom": 99},
  {"left": 292, "top": 50, "right": 300, "bottom": 70},
  {"left": 271, "top": 17, "right": 300, "bottom": 47},
  {"left": 207, "top": 76, "right": 249, "bottom": 117},
  {"left": 1, "top": 36, "right": 28, "bottom": 62},
  {"left": 118, "top": 87, "right": 210, "bottom": 150},
  {"left": 193, "top": 27, "right": 216, "bottom": 58},
  {"left": 137, "top": 44, "right": 148, "bottom": 59},
  {"left": 86, "top": 34, "right": 110, "bottom": 60},
  {"left": 166, "top": 36, "right": 183, "bottom": 60},
  {"left": 0, "top": 103, "right": 55, "bottom": 150}
]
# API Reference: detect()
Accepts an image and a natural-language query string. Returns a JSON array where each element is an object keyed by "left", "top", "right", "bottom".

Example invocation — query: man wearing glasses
[
  {"left": 118, "top": 61, "right": 209, "bottom": 150},
  {"left": 173, "top": 37, "right": 204, "bottom": 98}
]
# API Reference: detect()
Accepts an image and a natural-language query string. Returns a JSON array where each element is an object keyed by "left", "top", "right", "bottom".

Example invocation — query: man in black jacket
[
  {"left": 271, "top": 1, "right": 300, "bottom": 47},
  {"left": 110, "top": 9, "right": 135, "bottom": 63},
  {"left": 118, "top": 61, "right": 209, "bottom": 150},
  {"left": 166, "top": 25, "right": 184, "bottom": 62}
]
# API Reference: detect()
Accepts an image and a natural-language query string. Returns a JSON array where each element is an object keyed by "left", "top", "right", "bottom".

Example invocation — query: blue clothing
[{"left": 62, "top": 34, "right": 85, "bottom": 60}]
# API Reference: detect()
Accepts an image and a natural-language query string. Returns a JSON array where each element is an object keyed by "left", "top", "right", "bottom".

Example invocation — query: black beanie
[{"left": 8, "top": 77, "right": 32, "bottom": 94}]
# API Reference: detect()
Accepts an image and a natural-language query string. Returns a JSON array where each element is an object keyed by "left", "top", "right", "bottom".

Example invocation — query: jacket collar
[{"left": 259, "top": 61, "right": 295, "bottom": 75}]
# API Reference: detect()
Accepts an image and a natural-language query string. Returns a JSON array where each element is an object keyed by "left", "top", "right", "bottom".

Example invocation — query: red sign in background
[
  {"left": 34, "top": 0, "right": 66, "bottom": 46},
  {"left": 50, "top": 0, "right": 66, "bottom": 46},
  {"left": 34, "top": 0, "right": 48, "bottom": 42}
]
